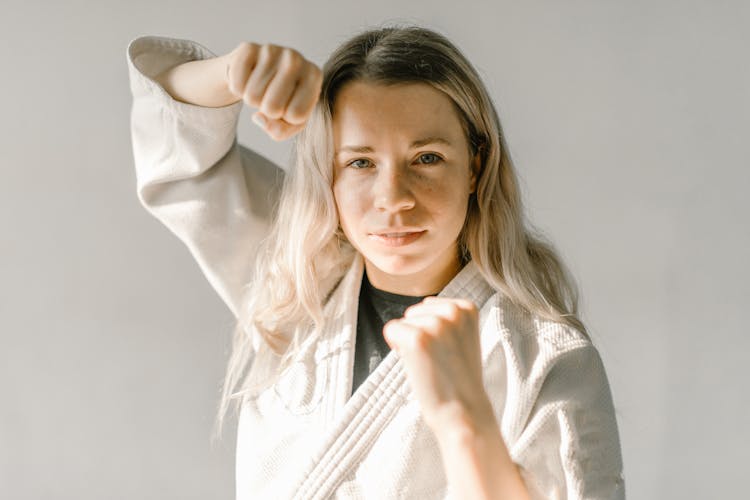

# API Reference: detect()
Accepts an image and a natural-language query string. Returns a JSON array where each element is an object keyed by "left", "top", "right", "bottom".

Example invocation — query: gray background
[{"left": 1, "top": 0, "right": 748, "bottom": 498}]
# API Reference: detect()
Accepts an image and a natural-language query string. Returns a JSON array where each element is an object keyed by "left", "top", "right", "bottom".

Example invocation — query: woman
[{"left": 127, "top": 25, "right": 624, "bottom": 499}]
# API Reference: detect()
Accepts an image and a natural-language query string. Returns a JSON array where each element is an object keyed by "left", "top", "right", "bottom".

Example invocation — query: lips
[
  {"left": 377, "top": 232, "right": 418, "bottom": 237},
  {"left": 368, "top": 230, "right": 426, "bottom": 247}
]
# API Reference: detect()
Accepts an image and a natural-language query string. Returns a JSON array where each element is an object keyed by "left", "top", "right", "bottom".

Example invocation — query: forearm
[
  {"left": 436, "top": 417, "right": 530, "bottom": 500},
  {"left": 154, "top": 54, "right": 238, "bottom": 108}
]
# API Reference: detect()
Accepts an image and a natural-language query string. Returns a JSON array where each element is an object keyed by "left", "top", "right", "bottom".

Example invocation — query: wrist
[
  {"left": 155, "top": 55, "right": 239, "bottom": 108},
  {"left": 435, "top": 408, "right": 502, "bottom": 456},
  {"left": 431, "top": 398, "right": 498, "bottom": 442}
]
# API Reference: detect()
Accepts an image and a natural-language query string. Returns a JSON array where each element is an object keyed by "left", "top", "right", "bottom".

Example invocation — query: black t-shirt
[{"left": 350, "top": 271, "right": 426, "bottom": 397}]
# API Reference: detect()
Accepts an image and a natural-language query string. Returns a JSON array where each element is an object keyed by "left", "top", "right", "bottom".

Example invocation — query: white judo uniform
[{"left": 127, "top": 35, "right": 626, "bottom": 500}]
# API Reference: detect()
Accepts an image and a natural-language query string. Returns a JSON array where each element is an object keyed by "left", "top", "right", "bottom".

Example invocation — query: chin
[{"left": 365, "top": 251, "right": 431, "bottom": 277}]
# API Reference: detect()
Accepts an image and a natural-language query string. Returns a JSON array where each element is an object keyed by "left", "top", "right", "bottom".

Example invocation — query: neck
[{"left": 363, "top": 254, "right": 463, "bottom": 296}]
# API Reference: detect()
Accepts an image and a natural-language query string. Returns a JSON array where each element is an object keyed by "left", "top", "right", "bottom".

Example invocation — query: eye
[
  {"left": 347, "top": 158, "right": 372, "bottom": 169},
  {"left": 417, "top": 153, "right": 443, "bottom": 165}
]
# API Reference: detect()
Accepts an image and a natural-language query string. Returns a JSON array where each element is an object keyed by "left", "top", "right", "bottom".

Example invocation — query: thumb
[
  {"left": 383, "top": 321, "right": 401, "bottom": 354},
  {"left": 252, "top": 111, "right": 304, "bottom": 142}
]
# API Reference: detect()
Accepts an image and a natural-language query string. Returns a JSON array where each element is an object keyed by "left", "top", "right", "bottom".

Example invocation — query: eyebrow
[{"left": 336, "top": 137, "right": 454, "bottom": 156}]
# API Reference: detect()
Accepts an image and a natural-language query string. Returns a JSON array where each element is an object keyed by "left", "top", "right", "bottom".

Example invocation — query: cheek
[
  {"left": 333, "top": 181, "right": 365, "bottom": 231},
  {"left": 422, "top": 180, "right": 472, "bottom": 230},
  {"left": 419, "top": 174, "right": 469, "bottom": 210}
]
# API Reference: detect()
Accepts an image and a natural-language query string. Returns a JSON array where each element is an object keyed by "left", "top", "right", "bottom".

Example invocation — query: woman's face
[{"left": 332, "top": 80, "right": 479, "bottom": 295}]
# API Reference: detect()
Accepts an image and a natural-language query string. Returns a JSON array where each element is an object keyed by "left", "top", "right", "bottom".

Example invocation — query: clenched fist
[
  {"left": 224, "top": 42, "right": 322, "bottom": 141},
  {"left": 383, "top": 296, "right": 497, "bottom": 434}
]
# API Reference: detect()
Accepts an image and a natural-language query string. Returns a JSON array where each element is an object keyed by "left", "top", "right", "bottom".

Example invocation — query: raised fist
[{"left": 225, "top": 42, "right": 322, "bottom": 141}]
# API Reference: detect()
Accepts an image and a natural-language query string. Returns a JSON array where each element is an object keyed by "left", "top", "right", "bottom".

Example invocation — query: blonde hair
[{"left": 214, "top": 25, "right": 586, "bottom": 436}]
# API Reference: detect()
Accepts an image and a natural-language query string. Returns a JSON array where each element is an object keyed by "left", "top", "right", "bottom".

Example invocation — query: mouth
[{"left": 367, "top": 230, "right": 426, "bottom": 247}]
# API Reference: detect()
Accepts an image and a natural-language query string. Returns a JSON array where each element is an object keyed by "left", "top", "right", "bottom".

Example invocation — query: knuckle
[
  {"left": 261, "top": 102, "right": 283, "bottom": 119},
  {"left": 459, "top": 298, "right": 476, "bottom": 310},
  {"left": 244, "top": 89, "right": 262, "bottom": 107},
  {"left": 459, "top": 300, "right": 478, "bottom": 319},
  {"left": 260, "top": 43, "right": 280, "bottom": 59},
  {"left": 235, "top": 41, "right": 258, "bottom": 62},
  {"left": 412, "top": 331, "right": 432, "bottom": 350},
  {"left": 284, "top": 106, "right": 306, "bottom": 124},
  {"left": 444, "top": 303, "right": 461, "bottom": 322},
  {"left": 281, "top": 48, "right": 303, "bottom": 70},
  {"left": 237, "top": 41, "right": 253, "bottom": 53},
  {"left": 433, "top": 316, "right": 449, "bottom": 332}
]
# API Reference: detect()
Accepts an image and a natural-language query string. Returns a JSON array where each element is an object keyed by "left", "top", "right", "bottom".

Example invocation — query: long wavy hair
[{"left": 214, "top": 24, "right": 586, "bottom": 435}]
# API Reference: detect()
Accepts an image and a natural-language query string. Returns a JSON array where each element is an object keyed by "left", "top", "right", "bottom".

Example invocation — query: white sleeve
[
  {"left": 126, "top": 35, "right": 284, "bottom": 319},
  {"left": 511, "top": 344, "right": 626, "bottom": 500}
]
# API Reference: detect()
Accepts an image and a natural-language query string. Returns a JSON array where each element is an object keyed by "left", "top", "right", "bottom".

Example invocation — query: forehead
[{"left": 331, "top": 80, "right": 467, "bottom": 149}]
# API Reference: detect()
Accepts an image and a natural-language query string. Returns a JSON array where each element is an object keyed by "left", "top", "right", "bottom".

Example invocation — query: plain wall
[{"left": 1, "top": 0, "right": 748, "bottom": 498}]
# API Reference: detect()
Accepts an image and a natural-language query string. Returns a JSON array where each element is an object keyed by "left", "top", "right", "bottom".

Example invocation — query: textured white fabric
[{"left": 127, "top": 35, "right": 626, "bottom": 500}]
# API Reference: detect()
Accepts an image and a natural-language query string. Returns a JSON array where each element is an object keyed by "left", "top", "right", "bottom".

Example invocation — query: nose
[{"left": 372, "top": 165, "right": 415, "bottom": 213}]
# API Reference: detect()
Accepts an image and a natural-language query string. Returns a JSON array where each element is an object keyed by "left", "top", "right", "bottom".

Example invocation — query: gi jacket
[{"left": 127, "top": 35, "right": 625, "bottom": 500}]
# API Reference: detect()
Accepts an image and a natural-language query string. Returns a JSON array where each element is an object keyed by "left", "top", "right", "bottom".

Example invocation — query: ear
[{"left": 469, "top": 151, "right": 481, "bottom": 194}]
